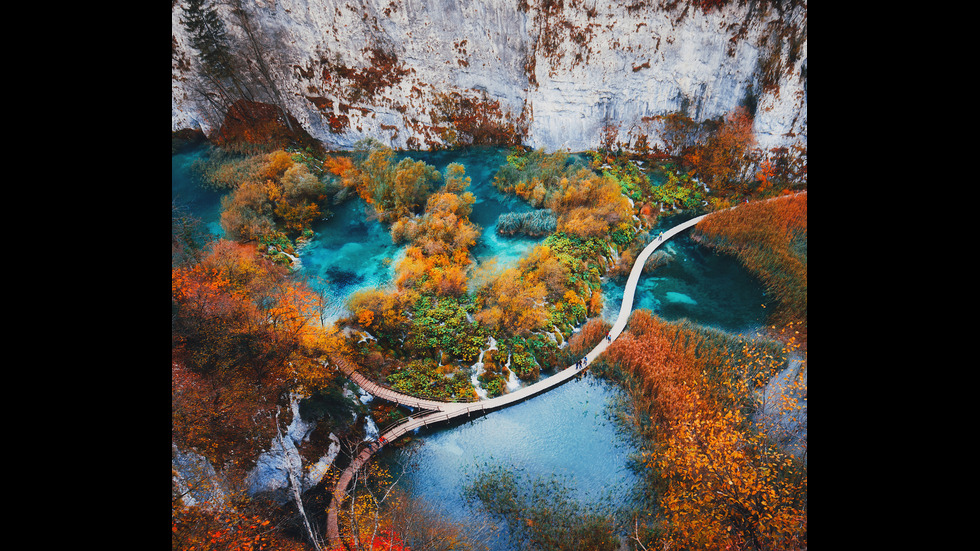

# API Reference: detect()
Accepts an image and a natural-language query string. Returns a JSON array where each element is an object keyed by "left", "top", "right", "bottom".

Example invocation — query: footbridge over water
[{"left": 326, "top": 214, "right": 707, "bottom": 547}]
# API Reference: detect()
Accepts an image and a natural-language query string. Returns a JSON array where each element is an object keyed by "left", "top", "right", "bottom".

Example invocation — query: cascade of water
[
  {"left": 363, "top": 416, "right": 380, "bottom": 441},
  {"left": 505, "top": 366, "right": 521, "bottom": 392},
  {"left": 470, "top": 345, "right": 489, "bottom": 399},
  {"left": 469, "top": 336, "right": 503, "bottom": 399}
]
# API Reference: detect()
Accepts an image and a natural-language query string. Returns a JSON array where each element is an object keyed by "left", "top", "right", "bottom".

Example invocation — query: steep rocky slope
[{"left": 172, "top": 0, "right": 806, "bottom": 153}]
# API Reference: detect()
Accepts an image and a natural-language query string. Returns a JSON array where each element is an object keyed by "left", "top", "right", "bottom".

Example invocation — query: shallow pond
[
  {"left": 601, "top": 215, "right": 770, "bottom": 336},
  {"left": 376, "top": 374, "right": 640, "bottom": 550}
]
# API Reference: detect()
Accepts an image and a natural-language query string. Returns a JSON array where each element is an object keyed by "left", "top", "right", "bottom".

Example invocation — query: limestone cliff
[{"left": 172, "top": 0, "right": 806, "bottom": 153}]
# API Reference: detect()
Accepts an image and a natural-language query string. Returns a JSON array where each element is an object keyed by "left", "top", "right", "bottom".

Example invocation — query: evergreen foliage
[{"left": 180, "top": 0, "right": 234, "bottom": 78}]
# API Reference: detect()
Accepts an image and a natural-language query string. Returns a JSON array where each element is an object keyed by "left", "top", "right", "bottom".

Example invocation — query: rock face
[{"left": 172, "top": 0, "right": 806, "bottom": 153}]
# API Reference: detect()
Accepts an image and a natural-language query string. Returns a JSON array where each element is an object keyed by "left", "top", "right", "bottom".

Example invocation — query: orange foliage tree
[
  {"left": 346, "top": 286, "right": 416, "bottom": 348},
  {"left": 598, "top": 310, "right": 806, "bottom": 550},
  {"left": 473, "top": 266, "right": 548, "bottom": 337},
  {"left": 172, "top": 240, "right": 342, "bottom": 468},
  {"left": 387, "top": 162, "right": 479, "bottom": 298},
  {"left": 323, "top": 154, "right": 354, "bottom": 177},
  {"left": 685, "top": 107, "right": 756, "bottom": 192},
  {"left": 217, "top": 150, "right": 329, "bottom": 246},
  {"left": 516, "top": 244, "right": 571, "bottom": 302},
  {"left": 172, "top": 502, "right": 306, "bottom": 551},
  {"left": 546, "top": 167, "right": 634, "bottom": 239},
  {"left": 342, "top": 139, "right": 440, "bottom": 223}
]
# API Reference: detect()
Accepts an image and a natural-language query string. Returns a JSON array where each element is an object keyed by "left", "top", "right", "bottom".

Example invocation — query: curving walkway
[{"left": 326, "top": 214, "right": 707, "bottom": 547}]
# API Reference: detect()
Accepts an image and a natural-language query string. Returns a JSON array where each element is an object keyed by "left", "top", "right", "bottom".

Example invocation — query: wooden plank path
[{"left": 326, "top": 214, "right": 707, "bottom": 547}]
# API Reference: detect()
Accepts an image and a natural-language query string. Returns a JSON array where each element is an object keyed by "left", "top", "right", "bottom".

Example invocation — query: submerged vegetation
[{"left": 464, "top": 466, "right": 624, "bottom": 551}]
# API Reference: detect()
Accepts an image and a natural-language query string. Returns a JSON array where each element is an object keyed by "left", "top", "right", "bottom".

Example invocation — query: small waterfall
[
  {"left": 470, "top": 347, "right": 489, "bottom": 400},
  {"left": 469, "top": 336, "right": 499, "bottom": 399},
  {"left": 364, "top": 415, "right": 380, "bottom": 441},
  {"left": 505, "top": 365, "right": 521, "bottom": 392},
  {"left": 356, "top": 385, "right": 373, "bottom": 405}
]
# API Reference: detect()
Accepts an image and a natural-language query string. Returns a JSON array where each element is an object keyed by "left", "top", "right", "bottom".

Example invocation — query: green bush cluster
[
  {"left": 387, "top": 359, "right": 475, "bottom": 402},
  {"left": 651, "top": 167, "right": 707, "bottom": 210},
  {"left": 506, "top": 148, "right": 528, "bottom": 170},
  {"left": 602, "top": 166, "right": 645, "bottom": 203},
  {"left": 545, "top": 232, "right": 608, "bottom": 291},
  {"left": 492, "top": 148, "right": 584, "bottom": 200},
  {"left": 407, "top": 296, "right": 484, "bottom": 363}
]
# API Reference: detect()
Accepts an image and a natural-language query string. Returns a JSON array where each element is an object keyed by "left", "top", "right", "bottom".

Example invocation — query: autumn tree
[
  {"left": 172, "top": 240, "right": 343, "bottom": 468},
  {"left": 473, "top": 266, "right": 548, "bottom": 337},
  {"left": 492, "top": 148, "right": 577, "bottom": 207},
  {"left": 172, "top": 498, "right": 306, "bottom": 551},
  {"left": 217, "top": 150, "right": 329, "bottom": 247},
  {"left": 343, "top": 140, "right": 440, "bottom": 223},
  {"left": 391, "top": 183, "right": 478, "bottom": 258},
  {"left": 517, "top": 244, "right": 570, "bottom": 303},
  {"left": 346, "top": 287, "right": 416, "bottom": 348},
  {"left": 546, "top": 167, "right": 634, "bottom": 239},
  {"left": 383, "top": 162, "right": 480, "bottom": 299},
  {"left": 328, "top": 448, "right": 412, "bottom": 551},
  {"left": 685, "top": 107, "right": 756, "bottom": 191},
  {"left": 493, "top": 149, "right": 635, "bottom": 242}
]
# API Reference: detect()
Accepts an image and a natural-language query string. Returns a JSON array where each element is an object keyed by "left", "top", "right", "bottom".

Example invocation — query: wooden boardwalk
[{"left": 326, "top": 214, "right": 707, "bottom": 547}]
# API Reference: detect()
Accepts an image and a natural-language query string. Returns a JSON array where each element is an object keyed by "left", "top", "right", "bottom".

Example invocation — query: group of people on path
[{"left": 569, "top": 332, "right": 615, "bottom": 370}]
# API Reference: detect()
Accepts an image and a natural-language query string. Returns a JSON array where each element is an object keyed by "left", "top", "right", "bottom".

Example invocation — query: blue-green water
[
  {"left": 172, "top": 146, "right": 224, "bottom": 237},
  {"left": 601, "top": 216, "right": 770, "bottom": 336},
  {"left": 172, "top": 145, "right": 769, "bottom": 549},
  {"left": 171, "top": 145, "right": 765, "bottom": 334},
  {"left": 379, "top": 375, "right": 639, "bottom": 550}
]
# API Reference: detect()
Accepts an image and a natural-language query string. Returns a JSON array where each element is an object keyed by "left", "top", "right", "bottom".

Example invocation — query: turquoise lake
[{"left": 172, "top": 144, "right": 769, "bottom": 549}]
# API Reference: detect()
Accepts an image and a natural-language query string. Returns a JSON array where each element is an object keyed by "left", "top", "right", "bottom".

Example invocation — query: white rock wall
[{"left": 172, "top": 0, "right": 806, "bottom": 153}]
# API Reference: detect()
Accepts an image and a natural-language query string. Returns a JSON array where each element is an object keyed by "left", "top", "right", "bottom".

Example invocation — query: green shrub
[{"left": 387, "top": 359, "right": 476, "bottom": 401}]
